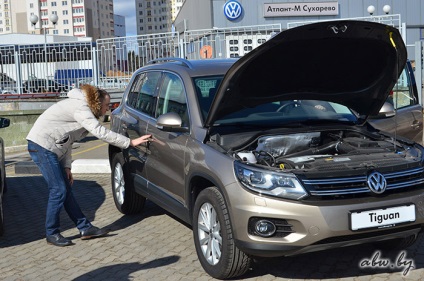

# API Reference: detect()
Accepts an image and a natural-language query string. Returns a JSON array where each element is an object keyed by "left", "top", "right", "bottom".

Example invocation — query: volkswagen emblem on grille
[{"left": 367, "top": 171, "right": 387, "bottom": 194}]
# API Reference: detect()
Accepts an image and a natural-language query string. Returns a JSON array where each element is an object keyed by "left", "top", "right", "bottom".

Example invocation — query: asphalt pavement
[{"left": 3, "top": 137, "right": 424, "bottom": 280}]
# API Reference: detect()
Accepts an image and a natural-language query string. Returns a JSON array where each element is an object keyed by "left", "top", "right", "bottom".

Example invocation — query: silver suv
[{"left": 109, "top": 20, "right": 424, "bottom": 279}]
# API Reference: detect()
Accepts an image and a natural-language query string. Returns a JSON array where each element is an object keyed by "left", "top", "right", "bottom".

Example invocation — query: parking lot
[{"left": 2, "top": 163, "right": 424, "bottom": 280}]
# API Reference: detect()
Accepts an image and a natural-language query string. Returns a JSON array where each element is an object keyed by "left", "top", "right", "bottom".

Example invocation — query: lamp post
[
  {"left": 29, "top": 14, "right": 58, "bottom": 80},
  {"left": 367, "top": 5, "right": 391, "bottom": 16}
]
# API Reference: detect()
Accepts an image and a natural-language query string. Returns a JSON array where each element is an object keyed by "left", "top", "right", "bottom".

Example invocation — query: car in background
[
  {"left": 0, "top": 73, "right": 17, "bottom": 94},
  {"left": 22, "top": 79, "right": 69, "bottom": 94},
  {"left": 108, "top": 21, "right": 424, "bottom": 279},
  {"left": 0, "top": 117, "right": 10, "bottom": 236}
]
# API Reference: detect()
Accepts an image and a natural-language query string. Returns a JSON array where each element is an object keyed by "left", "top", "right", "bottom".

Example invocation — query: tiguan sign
[{"left": 264, "top": 2, "right": 338, "bottom": 17}]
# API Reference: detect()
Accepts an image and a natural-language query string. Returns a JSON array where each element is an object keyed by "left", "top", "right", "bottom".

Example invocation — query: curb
[
  {"left": 13, "top": 159, "right": 111, "bottom": 174},
  {"left": 71, "top": 159, "right": 111, "bottom": 173}
]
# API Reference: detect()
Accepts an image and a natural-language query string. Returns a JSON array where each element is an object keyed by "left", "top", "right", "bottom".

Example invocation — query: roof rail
[{"left": 147, "top": 57, "right": 194, "bottom": 69}]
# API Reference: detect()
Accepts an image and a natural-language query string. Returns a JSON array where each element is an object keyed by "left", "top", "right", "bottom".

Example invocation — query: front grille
[{"left": 302, "top": 167, "right": 424, "bottom": 197}]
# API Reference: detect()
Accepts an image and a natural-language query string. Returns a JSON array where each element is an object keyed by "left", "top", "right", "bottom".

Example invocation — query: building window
[
  {"left": 73, "top": 7, "right": 83, "bottom": 13},
  {"left": 53, "top": 30, "right": 58, "bottom": 34},
  {"left": 62, "top": 1, "right": 67, "bottom": 5},
  {"left": 64, "top": 29, "right": 69, "bottom": 34},
  {"left": 51, "top": 2, "right": 57, "bottom": 7},
  {"left": 74, "top": 26, "right": 85, "bottom": 32},
  {"left": 73, "top": 17, "right": 84, "bottom": 24},
  {"left": 63, "top": 19, "right": 68, "bottom": 24}
]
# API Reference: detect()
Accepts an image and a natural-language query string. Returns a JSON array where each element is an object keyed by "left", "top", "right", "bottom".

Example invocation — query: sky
[{"left": 114, "top": 0, "right": 137, "bottom": 36}]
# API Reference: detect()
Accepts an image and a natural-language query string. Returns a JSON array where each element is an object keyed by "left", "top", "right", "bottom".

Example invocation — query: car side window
[
  {"left": 157, "top": 73, "right": 189, "bottom": 127},
  {"left": 388, "top": 67, "right": 417, "bottom": 109},
  {"left": 127, "top": 71, "right": 161, "bottom": 117}
]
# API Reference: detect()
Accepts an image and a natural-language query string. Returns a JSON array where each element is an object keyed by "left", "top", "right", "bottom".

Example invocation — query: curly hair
[{"left": 80, "top": 84, "right": 109, "bottom": 119}]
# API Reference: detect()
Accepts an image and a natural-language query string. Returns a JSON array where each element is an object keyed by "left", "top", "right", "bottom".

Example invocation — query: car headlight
[{"left": 234, "top": 161, "right": 308, "bottom": 200}]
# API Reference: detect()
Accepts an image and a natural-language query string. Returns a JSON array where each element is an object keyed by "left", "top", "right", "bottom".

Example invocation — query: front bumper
[{"left": 225, "top": 182, "right": 424, "bottom": 257}]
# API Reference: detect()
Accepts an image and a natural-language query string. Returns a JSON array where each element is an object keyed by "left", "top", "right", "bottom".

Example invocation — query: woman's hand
[
  {"left": 65, "top": 167, "right": 74, "bottom": 186},
  {"left": 130, "top": 134, "right": 152, "bottom": 147}
]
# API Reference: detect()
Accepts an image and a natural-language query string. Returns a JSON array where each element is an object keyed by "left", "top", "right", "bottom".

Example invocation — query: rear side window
[{"left": 127, "top": 71, "right": 161, "bottom": 117}]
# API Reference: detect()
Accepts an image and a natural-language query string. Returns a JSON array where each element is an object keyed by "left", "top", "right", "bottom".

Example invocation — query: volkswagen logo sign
[
  {"left": 224, "top": 0, "right": 243, "bottom": 21},
  {"left": 367, "top": 171, "right": 387, "bottom": 194}
]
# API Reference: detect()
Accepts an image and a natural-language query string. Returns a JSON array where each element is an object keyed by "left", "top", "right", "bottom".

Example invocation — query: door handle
[{"left": 411, "top": 120, "right": 421, "bottom": 129}]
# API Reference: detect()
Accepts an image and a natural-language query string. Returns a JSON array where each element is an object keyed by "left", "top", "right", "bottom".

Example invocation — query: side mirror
[
  {"left": 370, "top": 102, "right": 396, "bottom": 119},
  {"left": 156, "top": 112, "right": 189, "bottom": 132},
  {"left": 0, "top": 117, "right": 10, "bottom": 129}
]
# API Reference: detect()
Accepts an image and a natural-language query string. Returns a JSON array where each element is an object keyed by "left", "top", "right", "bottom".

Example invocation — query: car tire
[
  {"left": 373, "top": 234, "right": 418, "bottom": 250},
  {"left": 111, "top": 152, "right": 145, "bottom": 214},
  {"left": 193, "top": 187, "right": 251, "bottom": 279}
]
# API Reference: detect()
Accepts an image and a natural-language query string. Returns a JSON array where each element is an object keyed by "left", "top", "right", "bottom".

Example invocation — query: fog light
[{"left": 255, "top": 220, "right": 276, "bottom": 237}]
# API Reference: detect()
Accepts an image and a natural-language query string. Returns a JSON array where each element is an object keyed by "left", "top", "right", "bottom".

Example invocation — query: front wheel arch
[{"left": 193, "top": 186, "right": 251, "bottom": 279}]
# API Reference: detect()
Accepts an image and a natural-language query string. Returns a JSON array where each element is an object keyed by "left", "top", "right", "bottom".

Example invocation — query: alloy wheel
[
  {"left": 197, "top": 202, "right": 222, "bottom": 265},
  {"left": 113, "top": 162, "right": 125, "bottom": 205}
]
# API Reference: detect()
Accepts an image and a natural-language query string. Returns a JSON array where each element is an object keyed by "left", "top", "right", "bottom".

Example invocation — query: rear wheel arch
[
  {"left": 110, "top": 151, "right": 146, "bottom": 214},
  {"left": 108, "top": 144, "right": 122, "bottom": 165}
]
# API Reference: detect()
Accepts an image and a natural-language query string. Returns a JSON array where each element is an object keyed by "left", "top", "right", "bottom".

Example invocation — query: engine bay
[{"left": 222, "top": 130, "right": 422, "bottom": 172}]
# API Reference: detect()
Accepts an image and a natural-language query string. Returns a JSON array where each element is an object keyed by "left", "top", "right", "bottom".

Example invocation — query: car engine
[{"left": 229, "top": 130, "right": 422, "bottom": 172}]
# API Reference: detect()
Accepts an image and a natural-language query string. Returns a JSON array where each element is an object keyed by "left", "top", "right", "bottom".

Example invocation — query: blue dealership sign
[{"left": 224, "top": 0, "right": 243, "bottom": 21}]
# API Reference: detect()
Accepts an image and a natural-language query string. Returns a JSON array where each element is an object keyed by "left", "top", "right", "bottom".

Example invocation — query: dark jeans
[{"left": 27, "top": 140, "right": 92, "bottom": 236}]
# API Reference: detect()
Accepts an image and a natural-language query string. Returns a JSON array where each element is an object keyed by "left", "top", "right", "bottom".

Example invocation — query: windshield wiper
[
  {"left": 298, "top": 119, "right": 358, "bottom": 126},
  {"left": 213, "top": 121, "right": 306, "bottom": 128}
]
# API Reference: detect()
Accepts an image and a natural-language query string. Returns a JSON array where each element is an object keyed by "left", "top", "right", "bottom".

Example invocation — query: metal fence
[
  {"left": 0, "top": 41, "right": 94, "bottom": 95},
  {"left": 0, "top": 18, "right": 422, "bottom": 97},
  {"left": 0, "top": 24, "right": 282, "bottom": 95}
]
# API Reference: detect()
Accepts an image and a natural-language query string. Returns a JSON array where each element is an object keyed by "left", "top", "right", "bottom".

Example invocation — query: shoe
[
  {"left": 46, "top": 233, "right": 73, "bottom": 247},
  {"left": 80, "top": 226, "right": 109, "bottom": 240}
]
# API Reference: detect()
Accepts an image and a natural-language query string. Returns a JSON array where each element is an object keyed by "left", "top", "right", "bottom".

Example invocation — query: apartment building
[
  {"left": 135, "top": 0, "right": 172, "bottom": 35},
  {"left": 170, "top": 0, "right": 183, "bottom": 22},
  {"left": 0, "top": 0, "right": 115, "bottom": 40}
]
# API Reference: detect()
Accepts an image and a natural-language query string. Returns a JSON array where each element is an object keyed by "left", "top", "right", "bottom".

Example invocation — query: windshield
[
  {"left": 194, "top": 77, "right": 358, "bottom": 126},
  {"left": 194, "top": 76, "right": 223, "bottom": 120}
]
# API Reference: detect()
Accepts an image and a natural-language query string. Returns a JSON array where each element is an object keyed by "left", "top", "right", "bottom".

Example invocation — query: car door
[
  {"left": 369, "top": 63, "right": 423, "bottom": 144},
  {"left": 145, "top": 72, "right": 189, "bottom": 207},
  {"left": 121, "top": 71, "right": 162, "bottom": 183}
]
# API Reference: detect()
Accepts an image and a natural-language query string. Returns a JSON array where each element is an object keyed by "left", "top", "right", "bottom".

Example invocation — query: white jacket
[{"left": 27, "top": 88, "right": 130, "bottom": 168}]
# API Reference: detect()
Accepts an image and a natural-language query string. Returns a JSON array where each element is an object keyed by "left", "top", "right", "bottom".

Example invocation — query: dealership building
[{"left": 174, "top": 0, "right": 424, "bottom": 60}]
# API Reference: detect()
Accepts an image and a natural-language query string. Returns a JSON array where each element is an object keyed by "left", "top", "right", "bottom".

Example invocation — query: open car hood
[{"left": 205, "top": 20, "right": 407, "bottom": 127}]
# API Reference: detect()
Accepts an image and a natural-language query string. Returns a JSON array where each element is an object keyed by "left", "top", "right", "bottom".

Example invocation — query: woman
[{"left": 27, "top": 84, "right": 151, "bottom": 247}]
